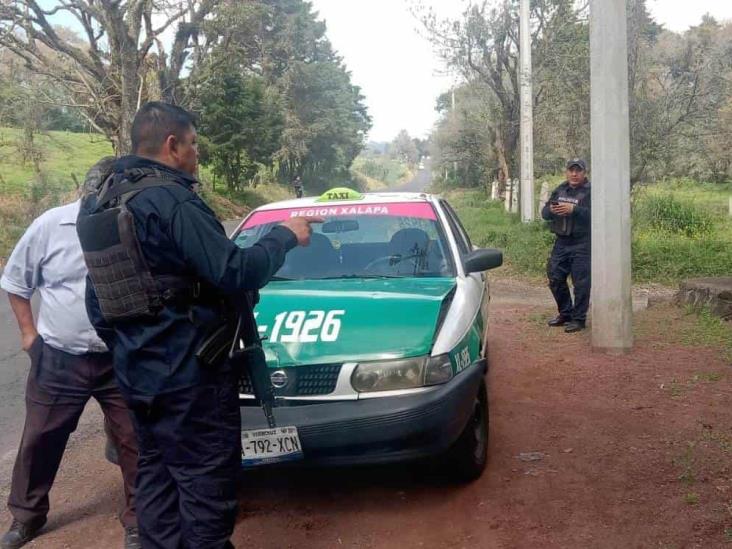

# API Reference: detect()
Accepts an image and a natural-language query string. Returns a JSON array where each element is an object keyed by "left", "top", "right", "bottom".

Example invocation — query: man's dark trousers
[
  {"left": 8, "top": 337, "right": 138, "bottom": 527},
  {"left": 547, "top": 238, "right": 591, "bottom": 323},
  {"left": 130, "top": 368, "right": 240, "bottom": 549}
]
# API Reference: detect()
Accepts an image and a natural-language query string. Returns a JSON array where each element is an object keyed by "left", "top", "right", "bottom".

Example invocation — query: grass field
[
  {"left": 446, "top": 181, "right": 732, "bottom": 286},
  {"left": 351, "top": 154, "right": 412, "bottom": 189},
  {"left": 0, "top": 127, "right": 293, "bottom": 265},
  {"left": 0, "top": 127, "right": 113, "bottom": 196}
]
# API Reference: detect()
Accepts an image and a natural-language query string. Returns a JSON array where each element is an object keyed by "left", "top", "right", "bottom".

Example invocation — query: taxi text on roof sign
[{"left": 316, "top": 188, "right": 364, "bottom": 202}]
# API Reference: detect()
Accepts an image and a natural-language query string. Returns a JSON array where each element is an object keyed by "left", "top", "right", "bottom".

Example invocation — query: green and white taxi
[{"left": 232, "top": 188, "right": 502, "bottom": 481}]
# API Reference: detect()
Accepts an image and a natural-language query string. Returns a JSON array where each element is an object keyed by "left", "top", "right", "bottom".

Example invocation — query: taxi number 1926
[{"left": 255, "top": 310, "right": 345, "bottom": 343}]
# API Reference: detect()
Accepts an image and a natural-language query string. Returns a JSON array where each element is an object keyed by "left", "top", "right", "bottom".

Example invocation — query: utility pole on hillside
[
  {"left": 452, "top": 88, "right": 458, "bottom": 180},
  {"left": 519, "top": 0, "right": 535, "bottom": 222},
  {"left": 590, "top": 0, "right": 633, "bottom": 352}
]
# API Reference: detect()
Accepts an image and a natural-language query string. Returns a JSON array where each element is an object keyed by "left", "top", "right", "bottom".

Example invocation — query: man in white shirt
[{"left": 0, "top": 170, "right": 139, "bottom": 549}]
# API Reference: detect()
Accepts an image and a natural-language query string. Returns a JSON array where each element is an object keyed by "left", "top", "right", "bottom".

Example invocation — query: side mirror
[{"left": 463, "top": 248, "right": 503, "bottom": 274}]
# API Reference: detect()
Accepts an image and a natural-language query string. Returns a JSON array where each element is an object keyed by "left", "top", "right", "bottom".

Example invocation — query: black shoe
[
  {"left": 124, "top": 526, "right": 141, "bottom": 549},
  {"left": 564, "top": 321, "right": 586, "bottom": 333},
  {"left": 1, "top": 517, "right": 46, "bottom": 549},
  {"left": 547, "top": 315, "right": 570, "bottom": 327}
]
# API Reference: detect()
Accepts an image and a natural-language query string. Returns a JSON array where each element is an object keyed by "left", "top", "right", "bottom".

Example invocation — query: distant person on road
[
  {"left": 541, "top": 158, "right": 592, "bottom": 333},
  {"left": 292, "top": 175, "right": 304, "bottom": 198},
  {"left": 0, "top": 159, "right": 140, "bottom": 549}
]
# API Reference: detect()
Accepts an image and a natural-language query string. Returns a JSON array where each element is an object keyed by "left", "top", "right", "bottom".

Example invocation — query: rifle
[{"left": 229, "top": 294, "right": 277, "bottom": 428}]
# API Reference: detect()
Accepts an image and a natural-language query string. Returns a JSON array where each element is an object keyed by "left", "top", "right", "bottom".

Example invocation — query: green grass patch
[
  {"left": 684, "top": 492, "right": 700, "bottom": 505},
  {"left": 208, "top": 181, "right": 294, "bottom": 211},
  {"left": 352, "top": 154, "right": 411, "bottom": 188},
  {"left": 636, "top": 302, "right": 732, "bottom": 365},
  {"left": 640, "top": 178, "right": 732, "bottom": 217},
  {"left": 351, "top": 170, "right": 389, "bottom": 192},
  {"left": 674, "top": 441, "right": 697, "bottom": 485},
  {"left": 0, "top": 126, "right": 288, "bottom": 264},
  {"left": 443, "top": 190, "right": 554, "bottom": 278},
  {"left": 680, "top": 307, "right": 732, "bottom": 361},
  {"left": 447, "top": 182, "right": 732, "bottom": 285},
  {"left": 0, "top": 127, "right": 113, "bottom": 196}
]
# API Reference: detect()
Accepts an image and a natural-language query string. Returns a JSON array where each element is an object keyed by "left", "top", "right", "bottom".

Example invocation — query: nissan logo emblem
[{"left": 270, "top": 370, "right": 288, "bottom": 389}]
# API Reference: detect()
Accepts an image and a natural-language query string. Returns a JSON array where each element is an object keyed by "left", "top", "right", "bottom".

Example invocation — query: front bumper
[{"left": 240, "top": 359, "right": 487, "bottom": 466}]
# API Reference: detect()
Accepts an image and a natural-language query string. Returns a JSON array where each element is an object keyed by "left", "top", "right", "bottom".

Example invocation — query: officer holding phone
[{"left": 541, "top": 158, "right": 591, "bottom": 333}]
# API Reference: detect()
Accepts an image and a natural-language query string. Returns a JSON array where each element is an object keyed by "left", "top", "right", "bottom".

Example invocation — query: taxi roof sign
[{"left": 316, "top": 187, "right": 364, "bottom": 202}]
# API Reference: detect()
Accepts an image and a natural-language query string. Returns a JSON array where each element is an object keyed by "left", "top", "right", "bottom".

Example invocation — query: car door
[{"left": 439, "top": 199, "right": 490, "bottom": 352}]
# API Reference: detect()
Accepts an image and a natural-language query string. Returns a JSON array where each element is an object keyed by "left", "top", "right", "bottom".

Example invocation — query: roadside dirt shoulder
[{"left": 2, "top": 277, "right": 730, "bottom": 548}]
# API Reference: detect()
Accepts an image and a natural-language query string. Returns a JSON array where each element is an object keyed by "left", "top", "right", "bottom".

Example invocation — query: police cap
[{"left": 566, "top": 158, "right": 587, "bottom": 171}]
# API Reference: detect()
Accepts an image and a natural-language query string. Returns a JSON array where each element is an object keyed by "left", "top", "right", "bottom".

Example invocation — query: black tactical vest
[
  {"left": 77, "top": 167, "right": 194, "bottom": 323},
  {"left": 550, "top": 183, "right": 590, "bottom": 237}
]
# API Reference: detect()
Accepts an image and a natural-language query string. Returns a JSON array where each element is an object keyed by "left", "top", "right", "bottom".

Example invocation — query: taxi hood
[{"left": 254, "top": 278, "right": 456, "bottom": 367}]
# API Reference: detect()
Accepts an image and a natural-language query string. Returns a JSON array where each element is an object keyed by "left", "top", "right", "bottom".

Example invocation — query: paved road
[
  {"left": 396, "top": 159, "right": 432, "bottom": 192},
  {"left": 0, "top": 294, "right": 37, "bottom": 472}
]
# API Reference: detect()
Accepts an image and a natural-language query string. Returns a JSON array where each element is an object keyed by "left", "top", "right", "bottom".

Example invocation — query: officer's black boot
[
  {"left": 564, "top": 321, "right": 586, "bottom": 333},
  {"left": 0, "top": 517, "right": 46, "bottom": 549},
  {"left": 547, "top": 315, "right": 570, "bottom": 327}
]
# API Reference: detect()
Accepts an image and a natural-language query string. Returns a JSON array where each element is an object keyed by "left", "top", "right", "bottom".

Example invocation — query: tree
[
  {"left": 425, "top": 0, "right": 732, "bottom": 187},
  {"left": 431, "top": 83, "right": 498, "bottom": 188},
  {"left": 391, "top": 130, "right": 419, "bottom": 166},
  {"left": 196, "top": 0, "right": 370, "bottom": 191},
  {"left": 197, "top": 66, "right": 283, "bottom": 191},
  {"left": 0, "top": 0, "right": 219, "bottom": 154},
  {"left": 419, "top": 0, "right": 584, "bottom": 189}
]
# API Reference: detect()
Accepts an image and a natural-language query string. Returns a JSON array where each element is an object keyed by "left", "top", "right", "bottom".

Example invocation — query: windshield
[{"left": 233, "top": 202, "right": 455, "bottom": 280}]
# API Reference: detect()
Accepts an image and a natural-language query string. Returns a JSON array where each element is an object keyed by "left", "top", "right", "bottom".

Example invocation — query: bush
[
  {"left": 633, "top": 192, "right": 714, "bottom": 238},
  {"left": 448, "top": 185, "right": 732, "bottom": 285},
  {"left": 445, "top": 191, "right": 554, "bottom": 278},
  {"left": 632, "top": 232, "right": 732, "bottom": 283}
]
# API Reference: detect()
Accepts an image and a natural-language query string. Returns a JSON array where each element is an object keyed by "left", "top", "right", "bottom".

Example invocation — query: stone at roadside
[
  {"left": 676, "top": 277, "right": 732, "bottom": 321},
  {"left": 516, "top": 452, "right": 546, "bottom": 462}
]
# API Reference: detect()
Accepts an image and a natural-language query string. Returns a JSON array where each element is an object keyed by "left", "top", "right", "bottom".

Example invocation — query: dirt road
[{"left": 1, "top": 277, "right": 730, "bottom": 548}]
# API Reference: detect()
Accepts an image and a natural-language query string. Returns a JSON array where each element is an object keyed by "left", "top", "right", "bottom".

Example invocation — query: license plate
[{"left": 241, "top": 426, "right": 303, "bottom": 466}]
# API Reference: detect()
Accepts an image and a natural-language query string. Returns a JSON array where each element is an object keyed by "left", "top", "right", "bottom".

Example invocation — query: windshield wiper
[
  {"left": 270, "top": 275, "right": 296, "bottom": 281},
  {"left": 316, "top": 274, "right": 403, "bottom": 280}
]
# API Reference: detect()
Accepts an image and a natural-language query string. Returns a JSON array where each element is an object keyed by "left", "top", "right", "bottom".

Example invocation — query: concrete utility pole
[
  {"left": 590, "top": 0, "right": 633, "bottom": 352},
  {"left": 452, "top": 89, "right": 458, "bottom": 178},
  {"left": 519, "top": 0, "right": 535, "bottom": 222}
]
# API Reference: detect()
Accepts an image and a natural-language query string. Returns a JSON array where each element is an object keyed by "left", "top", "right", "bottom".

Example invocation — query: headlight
[
  {"left": 424, "top": 354, "right": 453, "bottom": 385},
  {"left": 351, "top": 354, "right": 454, "bottom": 393},
  {"left": 351, "top": 357, "right": 425, "bottom": 392}
]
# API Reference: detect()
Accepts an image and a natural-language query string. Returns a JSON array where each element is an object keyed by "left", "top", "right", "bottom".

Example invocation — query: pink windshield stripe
[{"left": 242, "top": 202, "right": 437, "bottom": 228}]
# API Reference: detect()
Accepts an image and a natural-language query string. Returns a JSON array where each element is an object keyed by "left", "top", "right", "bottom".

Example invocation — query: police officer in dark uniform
[
  {"left": 292, "top": 175, "right": 304, "bottom": 198},
  {"left": 541, "top": 158, "right": 591, "bottom": 333},
  {"left": 77, "top": 102, "right": 321, "bottom": 548}
]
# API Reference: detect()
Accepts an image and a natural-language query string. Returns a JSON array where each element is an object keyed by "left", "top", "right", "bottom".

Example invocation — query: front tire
[{"left": 445, "top": 380, "right": 488, "bottom": 482}]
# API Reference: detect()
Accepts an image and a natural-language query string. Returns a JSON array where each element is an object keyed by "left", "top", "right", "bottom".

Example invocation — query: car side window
[{"left": 439, "top": 200, "right": 471, "bottom": 256}]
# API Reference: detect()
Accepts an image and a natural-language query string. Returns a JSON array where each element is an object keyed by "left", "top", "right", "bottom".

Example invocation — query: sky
[
  {"left": 39, "top": 0, "right": 732, "bottom": 144},
  {"left": 310, "top": 0, "right": 732, "bottom": 143}
]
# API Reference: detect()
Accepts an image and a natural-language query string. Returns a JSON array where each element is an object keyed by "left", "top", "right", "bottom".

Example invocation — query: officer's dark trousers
[
  {"left": 547, "top": 238, "right": 591, "bottom": 323},
  {"left": 8, "top": 336, "right": 138, "bottom": 527},
  {"left": 131, "top": 370, "right": 240, "bottom": 549}
]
